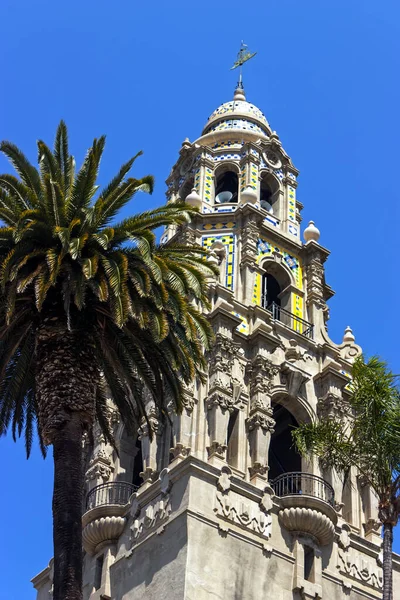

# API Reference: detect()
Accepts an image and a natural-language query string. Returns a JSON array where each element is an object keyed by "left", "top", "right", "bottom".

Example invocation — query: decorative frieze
[
  {"left": 337, "top": 525, "right": 382, "bottom": 589},
  {"left": 214, "top": 467, "right": 273, "bottom": 538}
]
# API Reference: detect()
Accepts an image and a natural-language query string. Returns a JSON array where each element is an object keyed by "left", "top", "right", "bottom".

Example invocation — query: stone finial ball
[
  {"left": 304, "top": 220, "right": 320, "bottom": 243},
  {"left": 185, "top": 188, "right": 202, "bottom": 208}
]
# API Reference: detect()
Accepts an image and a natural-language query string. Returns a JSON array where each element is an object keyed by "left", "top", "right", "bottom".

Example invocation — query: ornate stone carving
[
  {"left": 336, "top": 524, "right": 383, "bottom": 590},
  {"left": 85, "top": 449, "right": 113, "bottom": 483},
  {"left": 208, "top": 334, "right": 239, "bottom": 377},
  {"left": 246, "top": 355, "right": 278, "bottom": 409},
  {"left": 246, "top": 410, "right": 275, "bottom": 433},
  {"left": 170, "top": 443, "right": 191, "bottom": 461},
  {"left": 278, "top": 507, "right": 335, "bottom": 545},
  {"left": 207, "top": 441, "right": 227, "bottom": 459},
  {"left": 206, "top": 390, "right": 234, "bottom": 413},
  {"left": 83, "top": 516, "right": 126, "bottom": 555},
  {"left": 130, "top": 473, "right": 172, "bottom": 544},
  {"left": 317, "top": 393, "right": 352, "bottom": 420},
  {"left": 214, "top": 467, "right": 272, "bottom": 538},
  {"left": 240, "top": 222, "right": 259, "bottom": 263}
]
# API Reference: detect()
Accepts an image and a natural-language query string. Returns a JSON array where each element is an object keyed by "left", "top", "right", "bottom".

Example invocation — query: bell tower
[{"left": 33, "top": 74, "right": 400, "bottom": 600}]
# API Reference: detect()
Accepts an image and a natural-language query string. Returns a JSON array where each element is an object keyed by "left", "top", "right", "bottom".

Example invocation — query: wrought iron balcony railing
[
  {"left": 270, "top": 472, "right": 334, "bottom": 506},
  {"left": 85, "top": 481, "right": 138, "bottom": 512},
  {"left": 264, "top": 301, "right": 314, "bottom": 339}
]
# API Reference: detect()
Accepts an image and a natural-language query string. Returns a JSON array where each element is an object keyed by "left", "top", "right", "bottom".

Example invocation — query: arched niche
[
  {"left": 259, "top": 172, "right": 281, "bottom": 217},
  {"left": 179, "top": 175, "right": 195, "bottom": 201},
  {"left": 115, "top": 426, "right": 143, "bottom": 488},
  {"left": 260, "top": 258, "right": 293, "bottom": 314},
  {"left": 214, "top": 163, "right": 239, "bottom": 205}
]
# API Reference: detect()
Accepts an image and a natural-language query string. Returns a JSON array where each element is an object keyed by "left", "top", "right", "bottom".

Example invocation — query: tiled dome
[{"left": 202, "top": 88, "right": 270, "bottom": 137}]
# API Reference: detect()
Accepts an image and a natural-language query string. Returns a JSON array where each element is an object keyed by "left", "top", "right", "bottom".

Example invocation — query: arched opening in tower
[
  {"left": 215, "top": 170, "right": 238, "bottom": 204},
  {"left": 260, "top": 181, "right": 273, "bottom": 213},
  {"left": 268, "top": 403, "right": 301, "bottom": 480},
  {"left": 260, "top": 173, "right": 279, "bottom": 215},
  {"left": 262, "top": 273, "right": 281, "bottom": 309}
]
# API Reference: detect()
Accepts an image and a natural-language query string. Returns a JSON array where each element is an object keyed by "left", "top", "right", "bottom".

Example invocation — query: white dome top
[{"left": 202, "top": 87, "right": 270, "bottom": 137}]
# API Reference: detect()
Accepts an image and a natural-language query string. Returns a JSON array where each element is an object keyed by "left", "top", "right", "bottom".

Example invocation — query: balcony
[
  {"left": 271, "top": 472, "right": 337, "bottom": 545},
  {"left": 82, "top": 482, "right": 137, "bottom": 555},
  {"left": 266, "top": 302, "right": 314, "bottom": 339}
]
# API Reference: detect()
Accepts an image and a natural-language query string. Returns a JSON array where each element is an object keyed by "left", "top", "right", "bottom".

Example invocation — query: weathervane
[{"left": 231, "top": 41, "right": 257, "bottom": 88}]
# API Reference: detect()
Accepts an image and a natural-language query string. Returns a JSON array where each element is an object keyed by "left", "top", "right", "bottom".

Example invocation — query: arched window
[
  {"left": 260, "top": 173, "right": 280, "bottom": 216},
  {"left": 262, "top": 273, "right": 281, "bottom": 309},
  {"left": 261, "top": 262, "right": 292, "bottom": 319},
  {"left": 268, "top": 403, "right": 301, "bottom": 480},
  {"left": 214, "top": 169, "right": 238, "bottom": 204}
]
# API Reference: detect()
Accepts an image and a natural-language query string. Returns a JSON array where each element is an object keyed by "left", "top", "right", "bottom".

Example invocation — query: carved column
[
  {"left": 206, "top": 334, "right": 238, "bottom": 466},
  {"left": 239, "top": 217, "right": 262, "bottom": 306},
  {"left": 301, "top": 241, "right": 331, "bottom": 342},
  {"left": 170, "top": 384, "right": 196, "bottom": 463},
  {"left": 139, "top": 405, "right": 163, "bottom": 489},
  {"left": 246, "top": 355, "right": 277, "bottom": 487}
]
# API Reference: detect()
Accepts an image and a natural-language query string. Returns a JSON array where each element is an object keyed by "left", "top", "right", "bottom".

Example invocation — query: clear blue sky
[{"left": 1, "top": 1, "right": 399, "bottom": 598}]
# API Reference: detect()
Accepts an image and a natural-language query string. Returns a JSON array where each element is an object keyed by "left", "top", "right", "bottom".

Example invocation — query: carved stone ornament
[
  {"left": 130, "top": 495, "right": 172, "bottom": 543},
  {"left": 138, "top": 406, "right": 164, "bottom": 438},
  {"left": 317, "top": 393, "right": 352, "bottom": 420},
  {"left": 246, "top": 411, "right": 275, "bottom": 433},
  {"left": 206, "top": 390, "right": 235, "bottom": 413},
  {"left": 246, "top": 355, "right": 278, "bottom": 408},
  {"left": 214, "top": 467, "right": 272, "bottom": 539},
  {"left": 336, "top": 523, "right": 383, "bottom": 589},
  {"left": 208, "top": 334, "right": 239, "bottom": 377},
  {"left": 207, "top": 441, "right": 227, "bottom": 459},
  {"left": 278, "top": 507, "right": 335, "bottom": 545},
  {"left": 85, "top": 449, "right": 113, "bottom": 483},
  {"left": 83, "top": 516, "right": 126, "bottom": 555}
]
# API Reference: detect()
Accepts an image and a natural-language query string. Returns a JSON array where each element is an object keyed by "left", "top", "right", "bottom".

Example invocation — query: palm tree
[
  {"left": 0, "top": 122, "right": 217, "bottom": 600},
  {"left": 292, "top": 355, "right": 400, "bottom": 600}
]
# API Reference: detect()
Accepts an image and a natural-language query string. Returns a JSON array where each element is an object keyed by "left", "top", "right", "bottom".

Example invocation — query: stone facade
[{"left": 33, "top": 85, "right": 400, "bottom": 599}]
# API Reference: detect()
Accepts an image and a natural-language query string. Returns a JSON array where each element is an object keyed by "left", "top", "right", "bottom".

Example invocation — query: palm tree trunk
[
  {"left": 36, "top": 320, "right": 99, "bottom": 600},
  {"left": 382, "top": 521, "right": 393, "bottom": 600},
  {"left": 52, "top": 413, "right": 84, "bottom": 600}
]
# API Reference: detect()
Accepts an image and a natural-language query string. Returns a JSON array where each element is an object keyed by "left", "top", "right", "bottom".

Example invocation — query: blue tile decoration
[{"left": 202, "top": 233, "right": 236, "bottom": 290}]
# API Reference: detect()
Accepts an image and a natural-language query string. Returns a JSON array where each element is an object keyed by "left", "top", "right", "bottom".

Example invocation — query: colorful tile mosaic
[
  {"left": 274, "top": 168, "right": 284, "bottom": 180},
  {"left": 206, "top": 119, "right": 266, "bottom": 135},
  {"left": 213, "top": 140, "right": 243, "bottom": 150},
  {"left": 202, "top": 233, "right": 235, "bottom": 290},
  {"left": 232, "top": 312, "right": 249, "bottom": 335},
  {"left": 204, "top": 168, "right": 213, "bottom": 203},
  {"left": 202, "top": 221, "right": 235, "bottom": 231},
  {"left": 214, "top": 153, "right": 242, "bottom": 162},
  {"left": 288, "top": 186, "right": 296, "bottom": 222},
  {"left": 265, "top": 215, "right": 280, "bottom": 228},
  {"left": 240, "top": 164, "right": 247, "bottom": 192},
  {"left": 194, "top": 168, "right": 201, "bottom": 193},
  {"left": 250, "top": 163, "right": 258, "bottom": 190},
  {"left": 288, "top": 224, "right": 299, "bottom": 237},
  {"left": 206, "top": 100, "right": 269, "bottom": 126},
  {"left": 214, "top": 206, "right": 237, "bottom": 213}
]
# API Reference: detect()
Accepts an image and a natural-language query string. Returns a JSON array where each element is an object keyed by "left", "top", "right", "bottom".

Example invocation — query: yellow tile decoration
[{"left": 202, "top": 233, "right": 235, "bottom": 290}]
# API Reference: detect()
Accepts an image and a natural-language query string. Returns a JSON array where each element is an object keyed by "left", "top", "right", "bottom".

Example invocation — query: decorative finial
[
  {"left": 304, "top": 220, "right": 320, "bottom": 243},
  {"left": 231, "top": 41, "right": 256, "bottom": 95},
  {"left": 343, "top": 326, "right": 355, "bottom": 344},
  {"left": 185, "top": 188, "right": 202, "bottom": 209}
]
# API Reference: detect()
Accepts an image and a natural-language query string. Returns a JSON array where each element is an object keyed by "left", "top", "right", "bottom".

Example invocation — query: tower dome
[{"left": 201, "top": 86, "right": 271, "bottom": 139}]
